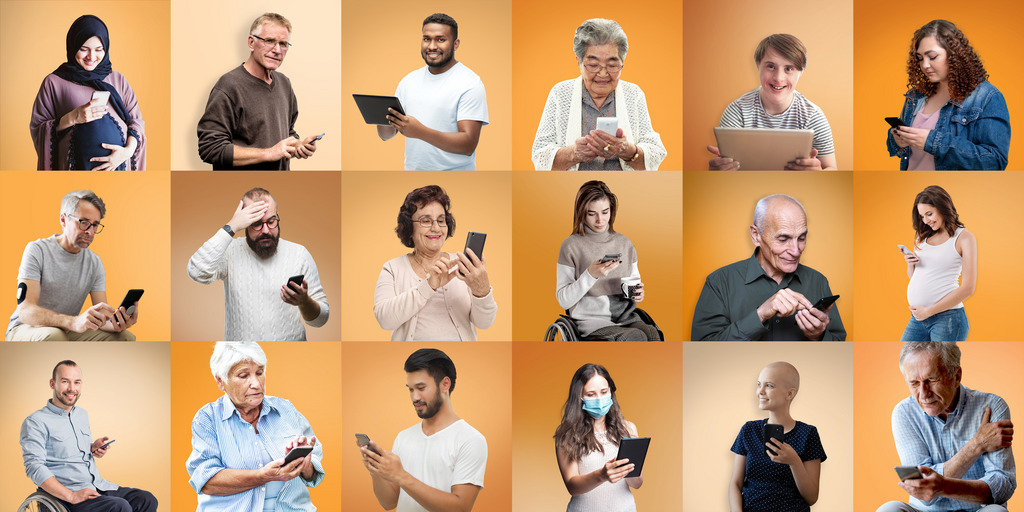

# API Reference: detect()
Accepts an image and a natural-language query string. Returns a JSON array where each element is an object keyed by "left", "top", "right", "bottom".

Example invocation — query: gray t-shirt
[{"left": 7, "top": 235, "right": 105, "bottom": 334}]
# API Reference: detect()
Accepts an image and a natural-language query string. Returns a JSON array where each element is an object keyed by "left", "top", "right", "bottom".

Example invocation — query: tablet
[
  {"left": 352, "top": 94, "right": 406, "bottom": 125},
  {"left": 615, "top": 436, "right": 651, "bottom": 478},
  {"left": 713, "top": 127, "right": 814, "bottom": 170}
]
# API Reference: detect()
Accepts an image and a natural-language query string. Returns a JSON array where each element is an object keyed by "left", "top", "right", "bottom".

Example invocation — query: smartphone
[
  {"left": 885, "top": 116, "right": 906, "bottom": 129},
  {"left": 764, "top": 423, "right": 784, "bottom": 456},
  {"left": 460, "top": 232, "right": 487, "bottom": 276},
  {"left": 97, "top": 439, "right": 116, "bottom": 450},
  {"left": 812, "top": 294, "right": 839, "bottom": 311},
  {"left": 311, "top": 133, "right": 325, "bottom": 142},
  {"left": 117, "top": 289, "right": 144, "bottom": 321},
  {"left": 283, "top": 445, "right": 314, "bottom": 465},
  {"left": 91, "top": 90, "right": 110, "bottom": 106},
  {"left": 600, "top": 253, "right": 621, "bottom": 263},
  {"left": 287, "top": 275, "right": 304, "bottom": 290},
  {"left": 894, "top": 465, "right": 923, "bottom": 481},
  {"left": 596, "top": 117, "right": 618, "bottom": 136},
  {"left": 897, "top": 244, "right": 917, "bottom": 258},
  {"left": 355, "top": 433, "right": 381, "bottom": 455}
]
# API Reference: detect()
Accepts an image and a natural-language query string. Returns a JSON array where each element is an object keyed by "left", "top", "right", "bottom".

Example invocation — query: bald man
[{"left": 691, "top": 194, "right": 845, "bottom": 341}]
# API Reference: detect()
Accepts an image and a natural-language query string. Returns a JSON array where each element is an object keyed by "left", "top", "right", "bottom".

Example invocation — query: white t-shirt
[
  {"left": 395, "top": 62, "right": 488, "bottom": 170},
  {"left": 392, "top": 419, "right": 487, "bottom": 512}
]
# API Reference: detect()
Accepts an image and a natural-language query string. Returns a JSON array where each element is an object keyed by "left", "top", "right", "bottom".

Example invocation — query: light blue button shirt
[
  {"left": 892, "top": 385, "right": 1016, "bottom": 511},
  {"left": 186, "top": 395, "right": 324, "bottom": 512},
  {"left": 20, "top": 401, "right": 118, "bottom": 492}
]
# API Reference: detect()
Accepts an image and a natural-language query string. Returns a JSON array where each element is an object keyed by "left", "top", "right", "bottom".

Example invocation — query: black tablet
[
  {"left": 352, "top": 94, "right": 406, "bottom": 125},
  {"left": 615, "top": 436, "right": 651, "bottom": 478}
]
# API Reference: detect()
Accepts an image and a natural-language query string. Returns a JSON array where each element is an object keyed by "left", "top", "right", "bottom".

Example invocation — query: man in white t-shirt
[
  {"left": 376, "top": 13, "right": 489, "bottom": 170},
  {"left": 361, "top": 348, "right": 488, "bottom": 512}
]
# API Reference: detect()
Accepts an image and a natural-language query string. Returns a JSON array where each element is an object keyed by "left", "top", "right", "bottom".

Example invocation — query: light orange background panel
[
  {"left": 683, "top": 0, "right": 853, "bottom": 171},
  {"left": 0, "top": 343, "right": 170, "bottom": 510},
  {"left": 341, "top": 1, "right": 512, "bottom": 171},
  {"left": 169, "top": 0, "right": 341, "bottom": 170},
  {"left": 682, "top": 342, "right": 854, "bottom": 510},
  {"left": 0, "top": 173, "right": 171, "bottom": 340},
  {"left": 0, "top": 1, "right": 171, "bottom": 170},
  {"left": 853, "top": 0, "right": 1022, "bottom": 171},
  {"left": 511, "top": 343, "right": 682, "bottom": 510},
  {"left": 341, "top": 342, "right": 512, "bottom": 510},
  {"left": 510, "top": 173, "right": 683, "bottom": 340},
  {"left": 340, "top": 172, "right": 512, "bottom": 341},
  {"left": 170, "top": 172, "right": 341, "bottom": 341},
  {"left": 170, "top": 341, "right": 341, "bottom": 511},
  {"left": 853, "top": 342, "right": 1024, "bottom": 511},
  {"left": 511, "top": 0, "right": 682, "bottom": 171},
  {"left": 853, "top": 173, "right": 1024, "bottom": 340},
  {"left": 682, "top": 172, "right": 855, "bottom": 340}
]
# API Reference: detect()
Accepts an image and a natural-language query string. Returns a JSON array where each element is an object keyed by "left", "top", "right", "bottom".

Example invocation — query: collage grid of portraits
[{"left": 1, "top": 0, "right": 1022, "bottom": 511}]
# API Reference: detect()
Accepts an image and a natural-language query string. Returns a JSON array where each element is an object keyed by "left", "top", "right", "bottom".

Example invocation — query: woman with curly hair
[{"left": 887, "top": 20, "right": 1010, "bottom": 170}]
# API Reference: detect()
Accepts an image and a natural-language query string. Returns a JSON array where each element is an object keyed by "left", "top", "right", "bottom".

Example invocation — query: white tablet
[{"left": 713, "top": 127, "right": 815, "bottom": 170}]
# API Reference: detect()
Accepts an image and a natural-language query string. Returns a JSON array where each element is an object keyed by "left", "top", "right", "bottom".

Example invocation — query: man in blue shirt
[
  {"left": 877, "top": 342, "right": 1016, "bottom": 512},
  {"left": 20, "top": 360, "right": 157, "bottom": 512}
]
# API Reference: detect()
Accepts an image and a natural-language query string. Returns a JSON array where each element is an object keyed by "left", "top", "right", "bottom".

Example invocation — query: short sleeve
[
  {"left": 452, "top": 431, "right": 487, "bottom": 488},
  {"left": 456, "top": 78, "right": 488, "bottom": 124},
  {"left": 800, "top": 425, "right": 827, "bottom": 462},
  {"left": 719, "top": 100, "right": 743, "bottom": 128},
  {"left": 17, "top": 242, "right": 44, "bottom": 281},
  {"left": 730, "top": 422, "right": 750, "bottom": 456}
]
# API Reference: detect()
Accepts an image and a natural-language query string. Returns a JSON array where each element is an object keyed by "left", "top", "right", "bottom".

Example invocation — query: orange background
[
  {"left": 511, "top": 0, "right": 683, "bottom": 171},
  {"left": 169, "top": 0, "right": 342, "bottom": 170},
  {"left": 0, "top": 172, "right": 171, "bottom": 340},
  {"left": 341, "top": 0, "right": 513, "bottom": 170},
  {"left": 682, "top": 0, "right": 853, "bottom": 171},
  {"left": 0, "top": 342, "right": 170, "bottom": 510},
  {"left": 0, "top": 1, "right": 171, "bottom": 171},
  {"left": 510, "top": 173, "right": 683, "bottom": 340},
  {"left": 511, "top": 343, "right": 682, "bottom": 510},
  {"left": 340, "top": 172, "right": 512, "bottom": 341},
  {"left": 341, "top": 342, "right": 512, "bottom": 510},
  {"left": 852, "top": 173, "right": 1024, "bottom": 340},
  {"left": 853, "top": 341, "right": 1024, "bottom": 511},
  {"left": 169, "top": 341, "right": 341, "bottom": 511},
  {"left": 682, "top": 172, "right": 855, "bottom": 340},
  {"left": 853, "top": 0, "right": 1022, "bottom": 171},
  {"left": 682, "top": 342, "right": 854, "bottom": 510},
  {"left": 169, "top": 172, "right": 341, "bottom": 341}
]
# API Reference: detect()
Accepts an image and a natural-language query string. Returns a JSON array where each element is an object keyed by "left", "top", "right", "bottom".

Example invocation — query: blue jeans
[{"left": 900, "top": 308, "right": 969, "bottom": 341}]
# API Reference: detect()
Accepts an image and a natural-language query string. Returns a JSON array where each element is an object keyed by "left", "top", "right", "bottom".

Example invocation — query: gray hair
[
  {"left": 210, "top": 342, "right": 267, "bottom": 382},
  {"left": 753, "top": 194, "right": 805, "bottom": 232},
  {"left": 573, "top": 19, "right": 628, "bottom": 62},
  {"left": 899, "top": 341, "right": 961, "bottom": 378},
  {"left": 250, "top": 12, "right": 291, "bottom": 36},
  {"left": 60, "top": 190, "right": 106, "bottom": 219}
]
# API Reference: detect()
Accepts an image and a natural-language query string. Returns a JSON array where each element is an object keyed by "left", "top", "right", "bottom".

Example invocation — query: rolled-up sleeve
[
  {"left": 20, "top": 415, "right": 54, "bottom": 486},
  {"left": 186, "top": 406, "right": 224, "bottom": 494},
  {"left": 979, "top": 399, "right": 1016, "bottom": 504}
]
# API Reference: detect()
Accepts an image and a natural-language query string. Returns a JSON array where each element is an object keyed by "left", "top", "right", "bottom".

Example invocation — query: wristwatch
[{"left": 222, "top": 225, "right": 235, "bottom": 237}]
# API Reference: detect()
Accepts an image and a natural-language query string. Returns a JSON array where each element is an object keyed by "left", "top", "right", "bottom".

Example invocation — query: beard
[
  {"left": 414, "top": 393, "right": 444, "bottom": 419},
  {"left": 422, "top": 47, "right": 454, "bottom": 69},
  {"left": 53, "top": 390, "right": 79, "bottom": 408},
  {"left": 246, "top": 228, "right": 280, "bottom": 259}
]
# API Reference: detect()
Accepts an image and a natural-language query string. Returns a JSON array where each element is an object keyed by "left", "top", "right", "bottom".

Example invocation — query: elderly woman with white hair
[
  {"left": 186, "top": 342, "right": 324, "bottom": 511},
  {"left": 532, "top": 18, "right": 667, "bottom": 171}
]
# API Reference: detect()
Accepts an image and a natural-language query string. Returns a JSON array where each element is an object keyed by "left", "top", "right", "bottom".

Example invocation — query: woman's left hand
[
  {"left": 909, "top": 305, "right": 934, "bottom": 321},
  {"left": 631, "top": 283, "right": 644, "bottom": 303},
  {"left": 455, "top": 248, "right": 490, "bottom": 297},
  {"left": 91, "top": 137, "right": 136, "bottom": 170},
  {"left": 895, "top": 126, "right": 931, "bottom": 151},
  {"left": 766, "top": 438, "right": 801, "bottom": 466},
  {"left": 587, "top": 128, "right": 632, "bottom": 160}
]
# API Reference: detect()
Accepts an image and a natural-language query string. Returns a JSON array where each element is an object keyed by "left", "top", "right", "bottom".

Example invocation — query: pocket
[{"left": 950, "top": 107, "right": 983, "bottom": 126}]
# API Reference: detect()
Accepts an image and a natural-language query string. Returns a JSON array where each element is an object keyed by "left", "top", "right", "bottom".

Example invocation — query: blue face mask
[{"left": 582, "top": 395, "right": 613, "bottom": 419}]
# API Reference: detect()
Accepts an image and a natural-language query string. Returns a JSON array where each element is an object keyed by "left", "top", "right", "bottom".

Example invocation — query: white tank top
[
  {"left": 906, "top": 227, "right": 965, "bottom": 308},
  {"left": 566, "top": 435, "right": 637, "bottom": 512}
]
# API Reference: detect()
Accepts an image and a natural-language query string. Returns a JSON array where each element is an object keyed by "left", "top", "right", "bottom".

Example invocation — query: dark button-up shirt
[
  {"left": 691, "top": 250, "right": 846, "bottom": 341},
  {"left": 20, "top": 400, "right": 117, "bottom": 491}
]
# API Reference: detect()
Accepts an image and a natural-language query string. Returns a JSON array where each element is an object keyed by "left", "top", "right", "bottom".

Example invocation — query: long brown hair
[
  {"left": 554, "top": 363, "right": 631, "bottom": 462},
  {"left": 912, "top": 185, "right": 964, "bottom": 245},
  {"left": 906, "top": 20, "right": 988, "bottom": 104},
  {"left": 572, "top": 180, "right": 618, "bottom": 236}
]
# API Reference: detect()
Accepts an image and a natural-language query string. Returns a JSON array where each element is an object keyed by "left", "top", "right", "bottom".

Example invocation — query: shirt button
[{"left": 961, "top": 117, "right": 967, "bottom": 123}]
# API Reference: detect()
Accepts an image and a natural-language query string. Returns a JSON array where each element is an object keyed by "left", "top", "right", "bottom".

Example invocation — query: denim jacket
[{"left": 886, "top": 81, "right": 1010, "bottom": 170}]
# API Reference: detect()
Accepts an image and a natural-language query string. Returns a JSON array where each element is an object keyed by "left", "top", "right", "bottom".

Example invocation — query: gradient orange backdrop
[
  {"left": 682, "top": 172, "right": 856, "bottom": 340},
  {"left": 511, "top": 343, "right": 682, "bottom": 510},
  {"left": 853, "top": 0, "right": 1022, "bottom": 171},
  {"left": 170, "top": 341, "right": 341, "bottom": 511},
  {"left": 853, "top": 173, "right": 1024, "bottom": 340},
  {"left": 170, "top": 172, "right": 341, "bottom": 341},
  {"left": 341, "top": 0, "right": 513, "bottom": 170},
  {"left": 340, "top": 172, "right": 512, "bottom": 341},
  {"left": 682, "top": 342, "right": 854, "bottom": 510},
  {"left": 0, "top": 1, "right": 171, "bottom": 171},
  {"left": 854, "top": 342, "right": 1024, "bottom": 511},
  {"left": 169, "top": 0, "right": 341, "bottom": 170},
  {"left": 341, "top": 342, "right": 512, "bottom": 510},
  {"left": 0, "top": 172, "right": 171, "bottom": 340},
  {"left": 0, "top": 343, "right": 170, "bottom": 510},
  {"left": 682, "top": 0, "right": 853, "bottom": 171},
  {"left": 510, "top": 173, "right": 683, "bottom": 340},
  {"left": 511, "top": 0, "right": 683, "bottom": 170}
]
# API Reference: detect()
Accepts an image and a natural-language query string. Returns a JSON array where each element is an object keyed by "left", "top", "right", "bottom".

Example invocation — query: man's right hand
[
  {"left": 972, "top": 406, "right": 1013, "bottom": 453},
  {"left": 756, "top": 289, "right": 813, "bottom": 323},
  {"left": 266, "top": 137, "right": 298, "bottom": 162},
  {"left": 227, "top": 199, "right": 268, "bottom": 234},
  {"left": 71, "top": 303, "right": 115, "bottom": 333},
  {"left": 68, "top": 488, "right": 101, "bottom": 504}
]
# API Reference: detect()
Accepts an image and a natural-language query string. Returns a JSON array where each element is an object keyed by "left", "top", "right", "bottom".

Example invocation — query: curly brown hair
[
  {"left": 395, "top": 185, "right": 455, "bottom": 249},
  {"left": 906, "top": 20, "right": 988, "bottom": 104}
]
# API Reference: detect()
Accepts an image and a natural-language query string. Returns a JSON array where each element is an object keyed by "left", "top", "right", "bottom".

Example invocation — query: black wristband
[{"left": 222, "top": 225, "right": 235, "bottom": 237}]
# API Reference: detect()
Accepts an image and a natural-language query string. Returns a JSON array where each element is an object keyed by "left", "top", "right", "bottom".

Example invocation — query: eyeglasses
[
  {"left": 249, "top": 217, "right": 280, "bottom": 231},
  {"left": 251, "top": 34, "right": 292, "bottom": 50},
  {"left": 582, "top": 61, "right": 623, "bottom": 74},
  {"left": 415, "top": 217, "right": 447, "bottom": 228},
  {"left": 67, "top": 215, "right": 104, "bottom": 234}
]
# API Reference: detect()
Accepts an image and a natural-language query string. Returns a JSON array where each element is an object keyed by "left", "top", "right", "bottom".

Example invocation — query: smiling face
[
  {"left": 902, "top": 350, "right": 961, "bottom": 419},
  {"left": 411, "top": 201, "right": 448, "bottom": 253},
  {"left": 757, "top": 47, "right": 802, "bottom": 111},
  {"left": 421, "top": 23, "right": 458, "bottom": 72},
  {"left": 579, "top": 43, "right": 622, "bottom": 101},
  {"left": 50, "top": 364, "right": 83, "bottom": 411},
  {"left": 917, "top": 202, "right": 944, "bottom": 233},
  {"left": 752, "top": 200, "right": 807, "bottom": 279},
  {"left": 583, "top": 197, "right": 612, "bottom": 233},
  {"left": 74, "top": 35, "right": 105, "bottom": 71},
  {"left": 249, "top": 23, "right": 290, "bottom": 72},
  {"left": 916, "top": 35, "right": 949, "bottom": 84},
  {"left": 407, "top": 369, "right": 446, "bottom": 419},
  {"left": 756, "top": 363, "right": 797, "bottom": 412},
  {"left": 218, "top": 360, "right": 266, "bottom": 411}
]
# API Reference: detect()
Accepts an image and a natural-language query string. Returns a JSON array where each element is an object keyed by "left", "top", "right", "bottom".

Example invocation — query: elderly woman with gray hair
[
  {"left": 186, "top": 342, "right": 324, "bottom": 511},
  {"left": 532, "top": 18, "right": 667, "bottom": 171}
]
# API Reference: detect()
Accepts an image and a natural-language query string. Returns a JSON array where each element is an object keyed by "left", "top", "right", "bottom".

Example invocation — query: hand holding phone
[
  {"left": 356, "top": 433, "right": 381, "bottom": 455},
  {"left": 897, "top": 244, "right": 919, "bottom": 263},
  {"left": 811, "top": 294, "right": 839, "bottom": 312},
  {"left": 894, "top": 465, "right": 923, "bottom": 481},
  {"left": 764, "top": 423, "right": 784, "bottom": 456}
]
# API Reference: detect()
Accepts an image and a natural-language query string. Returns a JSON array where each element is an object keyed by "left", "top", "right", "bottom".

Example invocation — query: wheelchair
[
  {"left": 17, "top": 491, "right": 69, "bottom": 512},
  {"left": 544, "top": 308, "right": 664, "bottom": 341}
]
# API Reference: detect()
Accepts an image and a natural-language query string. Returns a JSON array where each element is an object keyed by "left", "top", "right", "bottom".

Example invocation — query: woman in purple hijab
[{"left": 30, "top": 14, "right": 146, "bottom": 170}]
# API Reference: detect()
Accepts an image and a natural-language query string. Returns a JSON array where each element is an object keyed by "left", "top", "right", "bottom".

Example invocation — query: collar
[
  {"left": 743, "top": 248, "right": 800, "bottom": 286},
  {"left": 582, "top": 85, "right": 614, "bottom": 111},
  {"left": 44, "top": 399, "right": 75, "bottom": 416},
  {"left": 218, "top": 393, "right": 276, "bottom": 422},
  {"left": 582, "top": 224, "right": 615, "bottom": 243}
]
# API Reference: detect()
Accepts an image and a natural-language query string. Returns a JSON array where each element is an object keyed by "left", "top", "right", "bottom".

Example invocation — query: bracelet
[{"left": 627, "top": 145, "right": 640, "bottom": 162}]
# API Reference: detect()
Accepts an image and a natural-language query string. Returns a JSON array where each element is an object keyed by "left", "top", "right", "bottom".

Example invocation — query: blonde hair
[{"left": 250, "top": 13, "right": 291, "bottom": 36}]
